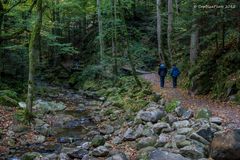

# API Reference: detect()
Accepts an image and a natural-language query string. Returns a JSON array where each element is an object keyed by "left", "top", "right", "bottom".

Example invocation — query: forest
[{"left": 0, "top": 0, "right": 240, "bottom": 160}]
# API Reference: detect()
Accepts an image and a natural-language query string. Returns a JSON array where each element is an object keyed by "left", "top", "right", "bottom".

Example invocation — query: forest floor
[{"left": 141, "top": 73, "right": 240, "bottom": 129}]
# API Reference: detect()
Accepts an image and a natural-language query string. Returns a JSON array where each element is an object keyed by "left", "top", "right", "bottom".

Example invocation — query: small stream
[{"left": 7, "top": 87, "right": 102, "bottom": 159}]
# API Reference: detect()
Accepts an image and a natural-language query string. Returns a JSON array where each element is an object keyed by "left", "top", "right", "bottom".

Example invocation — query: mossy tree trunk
[
  {"left": 97, "top": 0, "right": 104, "bottom": 63},
  {"left": 27, "top": 0, "right": 43, "bottom": 114},
  {"left": 156, "top": 0, "right": 164, "bottom": 63},
  {"left": 167, "top": 0, "right": 173, "bottom": 64},
  {"left": 111, "top": 0, "right": 118, "bottom": 81}
]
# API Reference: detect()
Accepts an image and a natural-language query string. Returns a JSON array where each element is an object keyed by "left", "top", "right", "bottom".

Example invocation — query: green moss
[
  {"left": 165, "top": 100, "right": 180, "bottom": 113},
  {"left": 0, "top": 90, "right": 19, "bottom": 107}
]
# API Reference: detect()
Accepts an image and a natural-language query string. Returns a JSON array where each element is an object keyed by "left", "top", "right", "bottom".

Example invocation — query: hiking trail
[{"left": 141, "top": 73, "right": 240, "bottom": 129}]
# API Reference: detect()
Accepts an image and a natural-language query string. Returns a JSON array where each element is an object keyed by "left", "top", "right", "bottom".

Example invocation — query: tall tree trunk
[
  {"left": 175, "top": 0, "right": 179, "bottom": 14},
  {"left": 112, "top": 0, "right": 118, "bottom": 79},
  {"left": 97, "top": 0, "right": 104, "bottom": 62},
  {"left": 156, "top": 0, "right": 164, "bottom": 62},
  {"left": 222, "top": 23, "right": 225, "bottom": 49},
  {"left": 190, "top": 24, "right": 199, "bottom": 65},
  {"left": 27, "top": 0, "right": 43, "bottom": 114},
  {"left": 167, "top": 0, "right": 173, "bottom": 63}
]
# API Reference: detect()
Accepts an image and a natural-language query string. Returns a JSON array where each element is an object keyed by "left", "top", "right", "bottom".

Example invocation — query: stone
[
  {"left": 106, "top": 152, "right": 128, "bottom": 160},
  {"left": 149, "top": 149, "right": 190, "bottom": 160},
  {"left": 137, "top": 107, "right": 166, "bottom": 123},
  {"left": 81, "top": 142, "right": 91, "bottom": 150},
  {"left": 172, "top": 120, "right": 190, "bottom": 129},
  {"left": 123, "top": 128, "right": 136, "bottom": 141},
  {"left": 176, "top": 140, "right": 192, "bottom": 148},
  {"left": 166, "top": 114, "right": 178, "bottom": 125},
  {"left": 175, "top": 106, "right": 188, "bottom": 117},
  {"left": 34, "top": 135, "right": 46, "bottom": 144},
  {"left": 210, "top": 117, "right": 222, "bottom": 125},
  {"left": 91, "top": 135, "right": 105, "bottom": 147},
  {"left": 92, "top": 146, "right": 109, "bottom": 157},
  {"left": 18, "top": 102, "right": 26, "bottom": 108},
  {"left": 182, "top": 110, "right": 193, "bottom": 120},
  {"left": 136, "top": 136, "right": 157, "bottom": 150},
  {"left": 180, "top": 145, "right": 205, "bottom": 159},
  {"left": 152, "top": 122, "right": 170, "bottom": 134},
  {"left": 190, "top": 133, "right": 209, "bottom": 145},
  {"left": 112, "top": 136, "right": 123, "bottom": 144},
  {"left": 195, "top": 108, "right": 212, "bottom": 119},
  {"left": 34, "top": 100, "right": 66, "bottom": 112},
  {"left": 177, "top": 128, "right": 193, "bottom": 135},
  {"left": 59, "top": 153, "right": 70, "bottom": 160},
  {"left": 99, "top": 124, "right": 114, "bottom": 135},
  {"left": 211, "top": 129, "right": 240, "bottom": 160},
  {"left": 135, "top": 124, "right": 144, "bottom": 137},
  {"left": 21, "top": 152, "right": 42, "bottom": 160},
  {"left": 196, "top": 127, "right": 213, "bottom": 142},
  {"left": 137, "top": 146, "right": 156, "bottom": 160},
  {"left": 68, "top": 149, "right": 88, "bottom": 159},
  {"left": 174, "top": 135, "right": 187, "bottom": 144},
  {"left": 156, "top": 133, "right": 171, "bottom": 147}
]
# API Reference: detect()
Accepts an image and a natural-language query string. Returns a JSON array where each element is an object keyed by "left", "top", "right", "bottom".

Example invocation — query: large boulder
[
  {"left": 211, "top": 129, "right": 240, "bottom": 160},
  {"left": 137, "top": 107, "right": 166, "bottom": 123},
  {"left": 149, "top": 149, "right": 190, "bottom": 160}
]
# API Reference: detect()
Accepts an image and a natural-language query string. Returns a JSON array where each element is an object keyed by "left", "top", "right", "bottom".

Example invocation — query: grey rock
[
  {"left": 136, "top": 136, "right": 157, "bottom": 150},
  {"left": 112, "top": 136, "right": 123, "bottom": 144},
  {"left": 137, "top": 107, "right": 166, "bottom": 123},
  {"left": 99, "top": 124, "right": 114, "bottom": 135},
  {"left": 177, "top": 128, "right": 193, "bottom": 135},
  {"left": 190, "top": 133, "right": 209, "bottom": 145},
  {"left": 175, "top": 106, "right": 187, "bottom": 117},
  {"left": 176, "top": 140, "right": 192, "bottom": 148},
  {"left": 59, "top": 153, "right": 70, "bottom": 160},
  {"left": 172, "top": 120, "right": 190, "bottom": 129},
  {"left": 68, "top": 149, "right": 88, "bottom": 159},
  {"left": 166, "top": 114, "right": 178, "bottom": 125},
  {"left": 123, "top": 128, "right": 136, "bottom": 141},
  {"left": 34, "top": 100, "right": 66, "bottom": 112},
  {"left": 156, "top": 133, "right": 171, "bottom": 147},
  {"left": 92, "top": 146, "right": 109, "bottom": 157},
  {"left": 196, "top": 126, "right": 213, "bottom": 142},
  {"left": 137, "top": 146, "right": 156, "bottom": 160},
  {"left": 180, "top": 145, "right": 205, "bottom": 159},
  {"left": 182, "top": 110, "right": 193, "bottom": 120},
  {"left": 210, "top": 117, "right": 222, "bottom": 125},
  {"left": 106, "top": 152, "right": 128, "bottom": 160},
  {"left": 152, "top": 122, "right": 170, "bottom": 134},
  {"left": 150, "top": 149, "right": 190, "bottom": 160}
]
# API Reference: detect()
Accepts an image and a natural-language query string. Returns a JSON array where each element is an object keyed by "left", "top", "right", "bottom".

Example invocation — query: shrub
[{"left": 165, "top": 100, "right": 180, "bottom": 113}]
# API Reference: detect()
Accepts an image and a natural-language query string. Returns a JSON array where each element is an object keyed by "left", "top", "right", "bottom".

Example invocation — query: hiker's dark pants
[
  {"left": 172, "top": 77, "right": 177, "bottom": 88},
  {"left": 160, "top": 76, "right": 165, "bottom": 88}
]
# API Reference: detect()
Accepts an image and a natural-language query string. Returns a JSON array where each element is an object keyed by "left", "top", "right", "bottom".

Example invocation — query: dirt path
[{"left": 141, "top": 73, "right": 240, "bottom": 129}]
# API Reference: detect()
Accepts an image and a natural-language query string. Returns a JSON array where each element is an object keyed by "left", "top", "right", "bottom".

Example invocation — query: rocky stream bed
[{"left": 1, "top": 87, "right": 240, "bottom": 160}]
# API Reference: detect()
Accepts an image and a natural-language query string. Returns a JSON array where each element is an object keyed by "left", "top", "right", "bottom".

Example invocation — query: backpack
[
  {"left": 159, "top": 64, "right": 167, "bottom": 76},
  {"left": 171, "top": 68, "right": 180, "bottom": 77}
]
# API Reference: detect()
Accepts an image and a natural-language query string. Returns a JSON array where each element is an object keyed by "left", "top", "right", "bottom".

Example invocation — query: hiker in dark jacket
[
  {"left": 170, "top": 64, "right": 180, "bottom": 88},
  {"left": 158, "top": 63, "right": 167, "bottom": 88}
]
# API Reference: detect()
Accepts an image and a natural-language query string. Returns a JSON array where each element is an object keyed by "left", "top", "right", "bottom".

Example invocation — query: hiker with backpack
[
  {"left": 170, "top": 64, "right": 180, "bottom": 88},
  {"left": 158, "top": 63, "right": 167, "bottom": 88}
]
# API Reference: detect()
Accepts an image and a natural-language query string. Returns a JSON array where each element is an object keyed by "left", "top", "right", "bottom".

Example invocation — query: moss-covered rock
[
  {"left": 196, "top": 108, "right": 212, "bottom": 119},
  {"left": 91, "top": 135, "right": 105, "bottom": 147}
]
